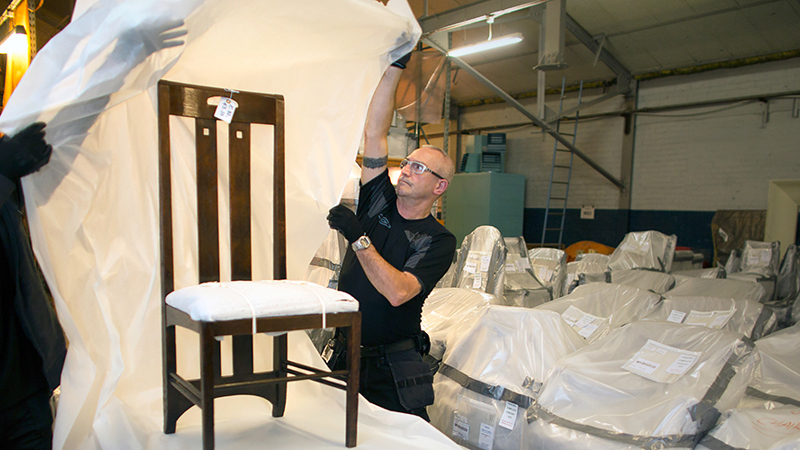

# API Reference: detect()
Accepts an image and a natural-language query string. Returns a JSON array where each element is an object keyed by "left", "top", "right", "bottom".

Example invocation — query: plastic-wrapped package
[
  {"left": 641, "top": 296, "right": 777, "bottom": 339},
  {"left": 608, "top": 231, "right": 678, "bottom": 273},
  {"left": 609, "top": 268, "right": 676, "bottom": 294},
  {"left": 777, "top": 244, "right": 799, "bottom": 300},
  {"left": 740, "top": 240, "right": 781, "bottom": 277},
  {"left": 574, "top": 252, "right": 610, "bottom": 265},
  {"left": 421, "top": 288, "right": 494, "bottom": 363},
  {"left": 671, "top": 267, "right": 726, "bottom": 279},
  {"left": 526, "top": 322, "right": 759, "bottom": 450},
  {"left": 528, "top": 247, "right": 567, "bottom": 299},
  {"left": 564, "top": 260, "right": 610, "bottom": 295},
  {"left": 728, "top": 271, "right": 776, "bottom": 302},
  {"left": 429, "top": 306, "right": 586, "bottom": 450},
  {"left": 741, "top": 323, "right": 800, "bottom": 409},
  {"left": 696, "top": 405, "right": 800, "bottom": 450},
  {"left": 535, "top": 283, "right": 661, "bottom": 343},
  {"left": 453, "top": 226, "right": 506, "bottom": 299},
  {"left": 503, "top": 237, "right": 552, "bottom": 308},
  {"left": 725, "top": 249, "right": 742, "bottom": 275},
  {"left": 665, "top": 277, "right": 768, "bottom": 304}
]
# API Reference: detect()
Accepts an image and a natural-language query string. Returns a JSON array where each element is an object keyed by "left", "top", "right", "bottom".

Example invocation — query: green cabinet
[{"left": 443, "top": 172, "right": 526, "bottom": 245}]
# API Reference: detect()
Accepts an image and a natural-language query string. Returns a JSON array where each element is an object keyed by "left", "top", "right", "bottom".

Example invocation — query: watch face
[{"left": 353, "top": 235, "right": 371, "bottom": 251}]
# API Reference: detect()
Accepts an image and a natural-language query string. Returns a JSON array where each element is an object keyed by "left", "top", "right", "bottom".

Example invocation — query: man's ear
[{"left": 433, "top": 179, "right": 448, "bottom": 196}]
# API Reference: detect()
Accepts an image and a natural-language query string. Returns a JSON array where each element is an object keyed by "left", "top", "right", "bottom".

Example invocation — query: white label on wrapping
[
  {"left": 213, "top": 97, "right": 238, "bottom": 123},
  {"left": 505, "top": 263, "right": 517, "bottom": 273},
  {"left": 622, "top": 339, "right": 702, "bottom": 383},
  {"left": 478, "top": 423, "right": 495, "bottom": 450},
  {"left": 473, "top": 272, "right": 482, "bottom": 289},
  {"left": 538, "top": 267, "right": 550, "bottom": 282},
  {"left": 498, "top": 402, "right": 518, "bottom": 430},
  {"left": 718, "top": 228, "right": 729, "bottom": 242},
  {"left": 561, "top": 306, "right": 603, "bottom": 339},
  {"left": 480, "top": 255, "right": 491, "bottom": 272},
  {"left": 666, "top": 353, "right": 698, "bottom": 375},
  {"left": 453, "top": 414, "right": 470, "bottom": 440},
  {"left": 685, "top": 310, "right": 733, "bottom": 329},
  {"left": 760, "top": 250, "right": 772, "bottom": 264},
  {"left": 666, "top": 310, "right": 686, "bottom": 323},
  {"left": 748, "top": 254, "right": 761, "bottom": 266},
  {"left": 577, "top": 323, "right": 599, "bottom": 338},
  {"left": 516, "top": 258, "right": 531, "bottom": 270},
  {"left": 464, "top": 262, "right": 477, "bottom": 274}
]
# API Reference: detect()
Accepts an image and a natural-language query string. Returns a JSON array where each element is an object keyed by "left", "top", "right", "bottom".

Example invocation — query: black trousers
[{"left": 0, "top": 388, "right": 53, "bottom": 450}]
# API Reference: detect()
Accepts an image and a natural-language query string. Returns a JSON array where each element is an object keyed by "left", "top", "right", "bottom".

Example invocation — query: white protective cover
[
  {"left": 743, "top": 323, "right": 800, "bottom": 409},
  {"left": 528, "top": 247, "right": 567, "bottom": 299},
  {"left": 453, "top": 226, "right": 506, "bottom": 299},
  {"left": 421, "top": 287, "right": 494, "bottom": 362},
  {"left": 535, "top": 283, "right": 662, "bottom": 343},
  {"left": 526, "top": 322, "right": 759, "bottom": 450},
  {"left": 641, "top": 296, "right": 777, "bottom": 340},
  {"left": 696, "top": 405, "right": 800, "bottom": 450},
  {"left": 429, "top": 305, "right": 586, "bottom": 450},
  {"left": 665, "top": 277, "right": 769, "bottom": 304},
  {"left": 563, "top": 259, "right": 609, "bottom": 295},
  {"left": 728, "top": 271, "right": 777, "bottom": 303},
  {"left": 672, "top": 267, "right": 726, "bottom": 280},
  {"left": 503, "top": 237, "right": 551, "bottom": 308},
  {"left": 574, "top": 252, "right": 611, "bottom": 265},
  {"left": 740, "top": 240, "right": 781, "bottom": 277},
  {"left": 0, "top": 1, "right": 466, "bottom": 449},
  {"left": 608, "top": 230, "right": 678, "bottom": 273},
  {"left": 609, "top": 268, "right": 676, "bottom": 294}
]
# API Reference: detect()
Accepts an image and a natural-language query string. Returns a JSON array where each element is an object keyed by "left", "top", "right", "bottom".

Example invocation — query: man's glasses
[{"left": 399, "top": 158, "right": 444, "bottom": 179}]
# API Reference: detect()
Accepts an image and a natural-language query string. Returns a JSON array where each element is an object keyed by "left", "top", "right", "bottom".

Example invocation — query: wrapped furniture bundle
[
  {"left": 564, "top": 259, "right": 610, "bottom": 295},
  {"left": 740, "top": 240, "right": 781, "bottom": 277},
  {"left": 503, "top": 237, "right": 551, "bottom": 308},
  {"left": 453, "top": 226, "right": 506, "bottom": 299},
  {"left": 429, "top": 306, "right": 585, "bottom": 450},
  {"left": 696, "top": 405, "right": 800, "bottom": 450},
  {"left": 609, "top": 268, "right": 676, "bottom": 294},
  {"left": 641, "top": 296, "right": 777, "bottom": 339},
  {"left": 742, "top": 323, "right": 800, "bottom": 409},
  {"left": 526, "top": 322, "right": 759, "bottom": 450},
  {"left": 421, "top": 288, "right": 495, "bottom": 363},
  {"left": 665, "top": 277, "right": 769, "bottom": 304},
  {"left": 671, "top": 267, "right": 726, "bottom": 280},
  {"left": 528, "top": 247, "right": 567, "bottom": 299},
  {"left": 608, "top": 231, "right": 678, "bottom": 273},
  {"left": 535, "top": 283, "right": 662, "bottom": 343}
]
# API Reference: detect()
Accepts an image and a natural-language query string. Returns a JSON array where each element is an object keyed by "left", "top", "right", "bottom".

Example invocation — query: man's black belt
[{"left": 336, "top": 333, "right": 417, "bottom": 358}]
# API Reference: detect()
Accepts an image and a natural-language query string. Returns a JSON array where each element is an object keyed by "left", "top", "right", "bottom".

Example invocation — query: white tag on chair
[{"left": 214, "top": 97, "right": 238, "bottom": 123}]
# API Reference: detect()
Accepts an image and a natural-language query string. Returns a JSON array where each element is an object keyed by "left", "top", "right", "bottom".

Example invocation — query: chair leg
[
  {"left": 272, "top": 334, "right": 288, "bottom": 417},
  {"left": 163, "top": 323, "right": 179, "bottom": 434},
  {"left": 200, "top": 325, "right": 216, "bottom": 450},
  {"left": 345, "top": 315, "right": 361, "bottom": 447}
]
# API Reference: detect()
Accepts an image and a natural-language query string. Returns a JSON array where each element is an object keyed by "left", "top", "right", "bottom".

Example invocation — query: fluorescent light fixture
[
  {"left": 0, "top": 25, "right": 27, "bottom": 55},
  {"left": 448, "top": 33, "right": 523, "bottom": 58}
]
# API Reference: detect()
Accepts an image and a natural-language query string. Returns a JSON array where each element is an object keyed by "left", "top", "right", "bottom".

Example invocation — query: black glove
[
  {"left": 327, "top": 204, "right": 364, "bottom": 244},
  {"left": 390, "top": 51, "right": 412, "bottom": 69},
  {"left": 0, "top": 122, "right": 52, "bottom": 181}
]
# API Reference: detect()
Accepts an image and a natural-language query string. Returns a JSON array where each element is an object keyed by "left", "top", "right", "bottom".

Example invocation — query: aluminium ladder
[{"left": 540, "top": 79, "right": 584, "bottom": 248}]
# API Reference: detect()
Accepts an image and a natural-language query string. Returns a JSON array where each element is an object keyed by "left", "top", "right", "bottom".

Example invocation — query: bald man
[{"left": 327, "top": 57, "right": 456, "bottom": 421}]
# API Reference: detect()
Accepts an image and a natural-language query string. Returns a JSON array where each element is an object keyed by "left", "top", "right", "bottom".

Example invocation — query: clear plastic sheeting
[
  {"left": 665, "top": 277, "right": 769, "bottom": 304},
  {"left": 563, "top": 259, "right": 609, "bottom": 295},
  {"left": 526, "top": 322, "right": 759, "bottom": 450},
  {"left": 535, "top": 283, "right": 662, "bottom": 343},
  {"left": 777, "top": 244, "right": 799, "bottom": 300},
  {"left": 503, "top": 237, "right": 551, "bottom": 308},
  {"left": 395, "top": 50, "right": 447, "bottom": 124},
  {"left": 608, "top": 231, "right": 678, "bottom": 273},
  {"left": 641, "top": 296, "right": 777, "bottom": 339},
  {"left": 672, "top": 267, "right": 726, "bottom": 279},
  {"left": 696, "top": 405, "right": 800, "bottom": 450},
  {"left": 528, "top": 247, "right": 567, "bottom": 299},
  {"left": 421, "top": 288, "right": 494, "bottom": 363},
  {"left": 429, "top": 306, "right": 586, "bottom": 450},
  {"left": 740, "top": 240, "right": 780, "bottom": 277},
  {"left": 727, "top": 271, "right": 776, "bottom": 302},
  {"left": 574, "top": 252, "right": 610, "bottom": 265},
  {"left": 453, "top": 226, "right": 506, "bottom": 299},
  {"left": 725, "top": 249, "right": 742, "bottom": 275},
  {"left": 609, "top": 268, "right": 676, "bottom": 294},
  {"left": 742, "top": 323, "right": 800, "bottom": 409}
]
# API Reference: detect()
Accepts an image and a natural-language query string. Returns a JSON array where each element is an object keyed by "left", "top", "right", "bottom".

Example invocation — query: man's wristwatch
[{"left": 351, "top": 235, "right": 371, "bottom": 252}]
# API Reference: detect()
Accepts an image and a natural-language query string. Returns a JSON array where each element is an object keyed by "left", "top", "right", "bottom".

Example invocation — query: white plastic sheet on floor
[
  {"left": 665, "top": 277, "right": 769, "bottom": 304},
  {"left": 535, "top": 283, "right": 662, "bottom": 343},
  {"left": 742, "top": 322, "right": 800, "bottom": 409},
  {"left": 609, "top": 268, "right": 676, "bottom": 294},
  {"left": 0, "top": 0, "right": 465, "bottom": 448},
  {"left": 526, "top": 322, "right": 759, "bottom": 450},
  {"left": 429, "top": 305, "right": 586, "bottom": 450},
  {"left": 695, "top": 405, "right": 800, "bottom": 450},
  {"left": 641, "top": 296, "right": 776, "bottom": 339}
]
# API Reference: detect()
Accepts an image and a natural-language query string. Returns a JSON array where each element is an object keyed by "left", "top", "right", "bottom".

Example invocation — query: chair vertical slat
[
  {"left": 229, "top": 122, "right": 251, "bottom": 282},
  {"left": 273, "top": 98, "right": 286, "bottom": 280},
  {"left": 196, "top": 118, "right": 220, "bottom": 284}
]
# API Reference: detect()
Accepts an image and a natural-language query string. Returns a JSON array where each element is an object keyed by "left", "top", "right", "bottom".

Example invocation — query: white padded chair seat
[{"left": 166, "top": 280, "right": 358, "bottom": 322}]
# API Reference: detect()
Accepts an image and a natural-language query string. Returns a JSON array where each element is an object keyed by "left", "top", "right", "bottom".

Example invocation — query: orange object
[{"left": 565, "top": 240, "right": 615, "bottom": 262}]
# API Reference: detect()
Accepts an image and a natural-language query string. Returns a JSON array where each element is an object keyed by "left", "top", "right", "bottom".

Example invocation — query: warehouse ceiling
[{"left": 409, "top": 0, "right": 800, "bottom": 104}]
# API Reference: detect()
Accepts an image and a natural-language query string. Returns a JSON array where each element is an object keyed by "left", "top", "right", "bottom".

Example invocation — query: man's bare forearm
[
  {"left": 361, "top": 66, "right": 403, "bottom": 184},
  {"left": 355, "top": 246, "right": 421, "bottom": 307}
]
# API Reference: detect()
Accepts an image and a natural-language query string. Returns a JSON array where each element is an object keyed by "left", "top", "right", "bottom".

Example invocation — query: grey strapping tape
[
  {"left": 438, "top": 363, "right": 534, "bottom": 409},
  {"left": 751, "top": 306, "right": 775, "bottom": 339},
  {"left": 309, "top": 256, "right": 339, "bottom": 272},
  {"left": 696, "top": 435, "right": 745, "bottom": 450},
  {"left": 745, "top": 386, "right": 800, "bottom": 407},
  {"left": 525, "top": 402, "right": 697, "bottom": 449}
]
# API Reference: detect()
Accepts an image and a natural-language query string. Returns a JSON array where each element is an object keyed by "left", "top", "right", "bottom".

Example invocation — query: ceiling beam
[
  {"left": 418, "top": 0, "right": 549, "bottom": 35},
  {"left": 565, "top": 13, "right": 633, "bottom": 94}
]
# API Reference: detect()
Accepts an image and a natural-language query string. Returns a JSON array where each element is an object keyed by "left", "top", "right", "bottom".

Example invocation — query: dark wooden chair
[{"left": 158, "top": 80, "right": 361, "bottom": 449}]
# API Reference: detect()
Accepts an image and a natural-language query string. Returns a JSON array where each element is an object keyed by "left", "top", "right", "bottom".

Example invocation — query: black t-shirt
[{"left": 338, "top": 170, "right": 456, "bottom": 347}]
